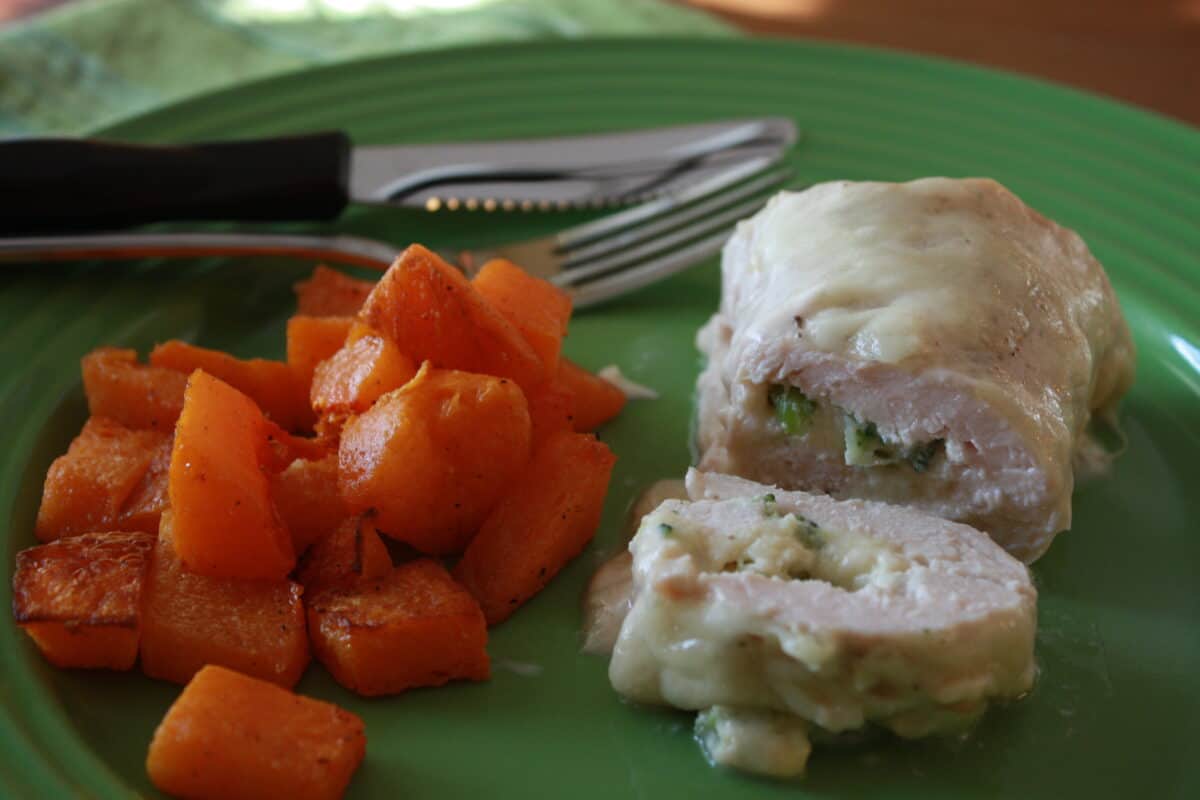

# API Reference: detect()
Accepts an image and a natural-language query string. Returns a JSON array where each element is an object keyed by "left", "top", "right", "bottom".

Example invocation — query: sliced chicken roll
[
  {"left": 608, "top": 469, "right": 1037, "bottom": 766},
  {"left": 696, "top": 178, "right": 1135, "bottom": 561}
]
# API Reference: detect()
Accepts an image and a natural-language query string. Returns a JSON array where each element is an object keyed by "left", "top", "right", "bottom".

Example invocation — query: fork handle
[{"left": 0, "top": 132, "right": 351, "bottom": 235}]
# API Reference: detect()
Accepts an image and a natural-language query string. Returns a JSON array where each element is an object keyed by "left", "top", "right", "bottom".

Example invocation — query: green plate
[{"left": 2, "top": 38, "right": 1198, "bottom": 800}]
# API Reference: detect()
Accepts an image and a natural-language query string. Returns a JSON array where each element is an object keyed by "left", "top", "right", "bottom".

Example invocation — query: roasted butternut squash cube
[
  {"left": 117, "top": 435, "right": 173, "bottom": 535},
  {"left": 295, "top": 517, "right": 391, "bottom": 594},
  {"left": 359, "top": 244, "right": 544, "bottom": 391},
  {"left": 307, "top": 559, "right": 488, "bottom": 696},
  {"left": 269, "top": 453, "right": 349, "bottom": 556},
  {"left": 262, "top": 420, "right": 332, "bottom": 470},
  {"left": 150, "top": 340, "right": 312, "bottom": 431},
  {"left": 286, "top": 315, "right": 354, "bottom": 393},
  {"left": 35, "top": 417, "right": 168, "bottom": 542},
  {"left": 524, "top": 377, "right": 577, "bottom": 449},
  {"left": 339, "top": 364, "right": 532, "bottom": 554},
  {"left": 472, "top": 258, "right": 572, "bottom": 378},
  {"left": 13, "top": 531, "right": 155, "bottom": 669},
  {"left": 81, "top": 347, "right": 188, "bottom": 432},
  {"left": 140, "top": 513, "right": 309, "bottom": 687},
  {"left": 147, "top": 665, "right": 365, "bottom": 800},
  {"left": 312, "top": 414, "right": 347, "bottom": 451},
  {"left": 557, "top": 358, "right": 627, "bottom": 432},
  {"left": 294, "top": 265, "right": 376, "bottom": 317},
  {"left": 21, "top": 623, "right": 140, "bottom": 672},
  {"left": 455, "top": 431, "right": 616, "bottom": 624},
  {"left": 310, "top": 333, "right": 416, "bottom": 417},
  {"left": 169, "top": 370, "right": 295, "bottom": 580},
  {"left": 343, "top": 320, "right": 375, "bottom": 344}
]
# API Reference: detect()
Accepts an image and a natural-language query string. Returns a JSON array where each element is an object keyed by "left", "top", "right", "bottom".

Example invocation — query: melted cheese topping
[
  {"left": 697, "top": 179, "right": 1137, "bottom": 559},
  {"left": 696, "top": 706, "right": 811, "bottom": 779},
  {"left": 733, "top": 180, "right": 1044, "bottom": 364},
  {"left": 609, "top": 481, "right": 1037, "bottom": 743},
  {"left": 581, "top": 479, "right": 688, "bottom": 656}
]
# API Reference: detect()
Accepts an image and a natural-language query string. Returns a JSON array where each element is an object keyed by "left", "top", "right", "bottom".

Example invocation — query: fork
[{"left": 0, "top": 159, "right": 793, "bottom": 308}]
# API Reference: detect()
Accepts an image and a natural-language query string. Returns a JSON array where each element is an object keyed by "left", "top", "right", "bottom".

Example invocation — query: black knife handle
[{"left": 0, "top": 131, "right": 352, "bottom": 235}]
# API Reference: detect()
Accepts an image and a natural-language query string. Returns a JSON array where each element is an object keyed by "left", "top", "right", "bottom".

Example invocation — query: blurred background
[
  {"left": 690, "top": 0, "right": 1199, "bottom": 125},
  {"left": 0, "top": 0, "right": 1196, "bottom": 134}
]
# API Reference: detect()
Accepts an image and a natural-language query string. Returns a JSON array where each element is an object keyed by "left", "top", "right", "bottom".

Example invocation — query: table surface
[
  {"left": 2, "top": 0, "right": 1197, "bottom": 126},
  {"left": 681, "top": 0, "right": 1200, "bottom": 127}
]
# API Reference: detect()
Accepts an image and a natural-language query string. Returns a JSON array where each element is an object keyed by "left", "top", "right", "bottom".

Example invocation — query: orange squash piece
[
  {"left": 472, "top": 258, "right": 572, "bottom": 378},
  {"left": 146, "top": 665, "right": 366, "bottom": 800},
  {"left": 150, "top": 340, "right": 313, "bottom": 432},
  {"left": 169, "top": 370, "right": 294, "bottom": 581},
  {"left": 286, "top": 315, "right": 354, "bottom": 393},
  {"left": 262, "top": 419, "right": 331, "bottom": 470},
  {"left": 454, "top": 431, "right": 616, "bottom": 625},
  {"left": 12, "top": 531, "right": 155, "bottom": 670},
  {"left": 20, "top": 624, "right": 140, "bottom": 673},
  {"left": 295, "top": 516, "right": 392, "bottom": 594},
  {"left": 557, "top": 358, "right": 627, "bottom": 432},
  {"left": 312, "top": 415, "right": 347, "bottom": 451},
  {"left": 295, "top": 264, "right": 376, "bottom": 317},
  {"left": 339, "top": 364, "right": 532, "bottom": 554},
  {"left": 269, "top": 453, "right": 348, "bottom": 556},
  {"left": 524, "top": 377, "right": 577, "bottom": 449},
  {"left": 310, "top": 333, "right": 417, "bottom": 417},
  {"left": 343, "top": 320, "right": 375, "bottom": 344},
  {"left": 117, "top": 434, "right": 173, "bottom": 535},
  {"left": 359, "top": 244, "right": 544, "bottom": 391},
  {"left": 81, "top": 347, "right": 188, "bottom": 432},
  {"left": 35, "top": 417, "right": 168, "bottom": 542},
  {"left": 307, "top": 558, "right": 488, "bottom": 696},
  {"left": 140, "top": 512, "right": 309, "bottom": 687},
  {"left": 304, "top": 323, "right": 390, "bottom": 448}
]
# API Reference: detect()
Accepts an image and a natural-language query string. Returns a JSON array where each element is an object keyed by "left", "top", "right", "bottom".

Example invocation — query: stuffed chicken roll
[
  {"left": 695, "top": 178, "right": 1134, "bottom": 561},
  {"left": 608, "top": 470, "right": 1037, "bottom": 777}
]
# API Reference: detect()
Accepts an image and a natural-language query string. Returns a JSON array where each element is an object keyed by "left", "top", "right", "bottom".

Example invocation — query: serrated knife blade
[{"left": 349, "top": 117, "right": 798, "bottom": 210}]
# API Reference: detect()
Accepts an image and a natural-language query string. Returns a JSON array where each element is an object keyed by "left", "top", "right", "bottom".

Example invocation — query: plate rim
[
  {"left": 89, "top": 35, "right": 1200, "bottom": 143},
  {"left": 4, "top": 34, "right": 1198, "bottom": 799}
]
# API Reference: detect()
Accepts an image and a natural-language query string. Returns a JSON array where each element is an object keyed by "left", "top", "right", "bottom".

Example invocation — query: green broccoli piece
[
  {"left": 790, "top": 514, "right": 824, "bottom": 550},
  {"left": 768, "top": 385, "right": 817, "bottom": 437},
  {"left": 905, "top": 439, "right": 944, "bottom": 472},
  {"left": 843, "top": 412, "right": 942, "bottom": 472},
  {"left": 843, "top": 415, "right": 898, "bottom": 465},
  {"left": 758, "top": 493, "right": 781, "bottom": 517}
]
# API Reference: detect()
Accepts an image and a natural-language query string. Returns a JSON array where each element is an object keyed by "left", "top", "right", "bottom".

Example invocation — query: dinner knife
[{"left": 0, "top": 118, "right": 797, "bottom": 235}]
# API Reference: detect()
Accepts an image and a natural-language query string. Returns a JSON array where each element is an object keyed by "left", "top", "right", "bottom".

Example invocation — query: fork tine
[
  {"left": 560, "top": 165, "right": 792, "bottom": 273},
  {"left": 559, "top": 190, "right": 777, "bottom": 307},
  {"left": 562, "top": 166, "right": 797, "bottom": 306},
  {"left": 568, "top": 228, "right": 734, "bottom": 308},
  {"left": 554, "top": 156, "right": 773, "bottom": 250},
  {"left": 553, "top": 173, "right": 790, "bottom": 288},
  {"left": 555, "top": 197, "right": 760, "bottom": 291}
]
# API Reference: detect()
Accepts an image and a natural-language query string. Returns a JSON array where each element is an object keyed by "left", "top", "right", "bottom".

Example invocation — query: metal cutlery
[
  {"left": 0, "top": 118, "right": 796, "bottom": 234},
  {"left": 1, "top": 158, "right": 794, "bottom": 307}
]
